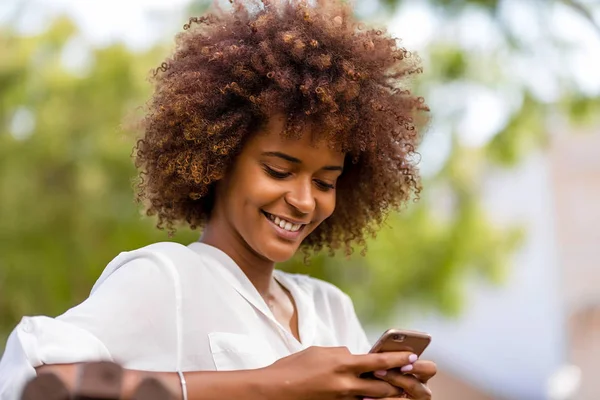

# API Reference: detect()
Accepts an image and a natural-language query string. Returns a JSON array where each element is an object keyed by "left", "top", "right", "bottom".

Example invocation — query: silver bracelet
[{"left": 177, "top": 370, "right": 188, "bottom": 400}]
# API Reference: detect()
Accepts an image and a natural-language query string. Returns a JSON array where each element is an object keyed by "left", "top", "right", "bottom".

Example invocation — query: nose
[{"left": 284, "top": 178, "right": 316, "bottom": 215}]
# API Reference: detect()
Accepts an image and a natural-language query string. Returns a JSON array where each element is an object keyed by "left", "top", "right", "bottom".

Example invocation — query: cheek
[
  {"left": 238, "top": 174, "right": 283, "bottom": 209},
  {"left": 316, "top": 192, "right": 337, "bottom": 220}
]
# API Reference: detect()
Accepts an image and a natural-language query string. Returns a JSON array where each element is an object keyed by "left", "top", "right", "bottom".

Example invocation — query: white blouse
[{"left": 0, "top": 242, "right": 370, "bottom": 400}]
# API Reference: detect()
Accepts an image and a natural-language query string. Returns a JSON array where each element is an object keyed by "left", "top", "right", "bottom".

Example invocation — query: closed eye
[
  {"left": 315, "top": 180, "right": 335, "bottom": 191},
  {"left": 263, "top": 165, "right": 291, "bottom": 179},
  {"left": 264, "top": 164, "right": 336, "bottom": 190}
]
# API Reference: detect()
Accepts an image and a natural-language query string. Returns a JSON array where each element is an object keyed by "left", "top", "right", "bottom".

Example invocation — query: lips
[
  {"left": 262, "top": 211, "right": 307, "bottom": 230},
  {"left": 262, "top": 210, "right": 307, "bottom": 239}
]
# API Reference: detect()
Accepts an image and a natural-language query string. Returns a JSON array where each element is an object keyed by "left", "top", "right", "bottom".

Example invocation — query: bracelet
[{"left": 177, "top": 370, "right": 188, "bottom": 400}]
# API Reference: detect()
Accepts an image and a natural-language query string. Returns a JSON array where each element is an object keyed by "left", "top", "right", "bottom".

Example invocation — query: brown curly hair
[{"left": 134, "top": 0, "right": 429, "bottom": 255}]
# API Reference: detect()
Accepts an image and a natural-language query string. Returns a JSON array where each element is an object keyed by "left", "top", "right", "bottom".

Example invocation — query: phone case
[{"left": 369, "top": 329, "right": 431, "bottom": 355}]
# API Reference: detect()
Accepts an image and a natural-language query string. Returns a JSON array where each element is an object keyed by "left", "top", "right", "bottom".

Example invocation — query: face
[{"left": 212, "top": 116, "right": 345, "bottom": 263}]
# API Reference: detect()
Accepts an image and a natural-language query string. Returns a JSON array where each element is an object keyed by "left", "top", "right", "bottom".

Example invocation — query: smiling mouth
[{"left": 261, "top": 211, "right": 307, "bottom": 233}]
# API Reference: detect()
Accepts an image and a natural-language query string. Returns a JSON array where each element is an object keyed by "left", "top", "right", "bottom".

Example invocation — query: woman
[{"left": 0, "top": 0, "right": 435, "bottom": 399}]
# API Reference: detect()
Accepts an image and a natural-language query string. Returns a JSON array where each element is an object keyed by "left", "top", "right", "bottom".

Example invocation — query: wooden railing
[{"left": 20, "top": 362, "right": 174, "bottom": 400}]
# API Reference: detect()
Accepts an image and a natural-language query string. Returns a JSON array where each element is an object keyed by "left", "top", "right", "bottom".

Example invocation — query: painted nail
[
  {"left": 401, "top": 364, "right": 414, "bottom": 372},
  {"left": 374, "top": 370, "right": 387, "bottom": 377},
  {"left": 408, "top": 354, "right": 418, "bottom": 363}
]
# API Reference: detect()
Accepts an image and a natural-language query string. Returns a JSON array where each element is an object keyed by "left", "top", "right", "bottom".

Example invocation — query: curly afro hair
[{"left": 134, "top": 0, "right": 429, "bottom": 256}]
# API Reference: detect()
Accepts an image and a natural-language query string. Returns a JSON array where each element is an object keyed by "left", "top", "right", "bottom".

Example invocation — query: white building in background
[
  {"left": 386, "top": 129, "right": 600, "bottom": 400},
  {"left": 548, "top": 129, "right": 600, "bottom": 400}
]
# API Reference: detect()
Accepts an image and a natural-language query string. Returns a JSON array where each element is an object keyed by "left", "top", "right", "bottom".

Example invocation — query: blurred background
[{"left": 1, "top": 0, "right": 599, "bottom": 398}]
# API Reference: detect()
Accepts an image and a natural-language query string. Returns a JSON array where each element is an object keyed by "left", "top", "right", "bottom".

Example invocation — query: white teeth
[{"left": 266, "top": 212, "right": 304, "bottom": 232}]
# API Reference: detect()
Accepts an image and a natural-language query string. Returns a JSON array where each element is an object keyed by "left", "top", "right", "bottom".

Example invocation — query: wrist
[{"left": 247, "top": 366, "right": 285, "bottom": 400}]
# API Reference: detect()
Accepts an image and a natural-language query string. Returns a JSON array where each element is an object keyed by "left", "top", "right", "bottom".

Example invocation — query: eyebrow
[{"left": 261, "top": 151, "right": 343, "bottom": 171}]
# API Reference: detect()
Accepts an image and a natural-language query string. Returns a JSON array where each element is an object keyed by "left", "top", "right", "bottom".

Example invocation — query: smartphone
[{"left": 369, "top": 328, "right": 431, "bottom": 355}]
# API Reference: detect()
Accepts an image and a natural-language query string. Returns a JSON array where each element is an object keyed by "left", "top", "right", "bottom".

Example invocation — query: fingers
[
  {"left": 373, "top": 370, "right": 432, "bottom": 400},
  {"left": 393, "top": 360, "right": 437, "bottom": 383},
  {"left": 349, "top": 351, "right": 417, "bottom": 373},
  {"left": 350, "top": 377, "right": 404, "bottom": 399}
]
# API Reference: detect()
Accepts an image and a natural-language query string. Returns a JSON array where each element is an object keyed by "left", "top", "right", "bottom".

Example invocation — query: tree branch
[{"left": 560, "top": 0, "right": 600, "bottom": 37}]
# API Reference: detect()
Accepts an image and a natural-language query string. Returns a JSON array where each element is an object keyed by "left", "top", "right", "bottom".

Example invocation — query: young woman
[{"left": 0, "top": 0, "right": 436, "bottom": 399}]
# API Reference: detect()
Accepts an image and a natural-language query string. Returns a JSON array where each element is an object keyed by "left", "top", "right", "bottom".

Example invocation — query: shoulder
[
  {"left": 91, "top": 241, "right": 202, "bottom": 294},
  {"left": 112, "top": 241, "right": 198, "bottom": 264}
]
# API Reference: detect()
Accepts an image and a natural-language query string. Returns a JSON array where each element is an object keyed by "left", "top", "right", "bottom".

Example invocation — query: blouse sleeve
[{"left": 0, "top": 248, "right": 180, "bottom": 400}]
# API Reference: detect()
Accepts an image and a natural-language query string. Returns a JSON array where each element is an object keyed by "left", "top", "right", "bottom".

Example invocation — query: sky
[{"left": 2, "top": 0, "right": 190, "bottom": 49}]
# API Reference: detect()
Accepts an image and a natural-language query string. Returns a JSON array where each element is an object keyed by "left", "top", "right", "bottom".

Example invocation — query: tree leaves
[{"left": 0, "top": 19, "right": 198, "bottom": 347}]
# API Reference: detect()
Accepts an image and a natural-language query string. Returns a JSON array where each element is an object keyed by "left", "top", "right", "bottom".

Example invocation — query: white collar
[{"left": 187, "top": 242, "right": 317, "bottom": 349}]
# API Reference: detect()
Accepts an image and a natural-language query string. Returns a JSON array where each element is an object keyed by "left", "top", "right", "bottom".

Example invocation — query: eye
[
  {"left": 314, "top": 180, "right": 335, "bottom": 191},
  {"left": 263, "top": 165, "right": 291, "bottom": 179}
]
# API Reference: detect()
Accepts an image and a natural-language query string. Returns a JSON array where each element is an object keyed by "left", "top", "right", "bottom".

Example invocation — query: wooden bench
[{"left": 21, "top": 362, "right": 175, "bottom": 400}]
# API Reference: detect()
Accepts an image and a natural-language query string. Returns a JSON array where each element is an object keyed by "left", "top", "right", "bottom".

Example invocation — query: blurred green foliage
[
  {"left": 1, "top": 0, "right": 599, "bottom": 351},
  {"left": 0, "top": 17, "right": 200, "bottom": 348}
]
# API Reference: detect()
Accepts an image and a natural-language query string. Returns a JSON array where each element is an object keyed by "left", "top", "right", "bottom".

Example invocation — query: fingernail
[
  {"left": 401, "top": 364, "right": 414, "bottom": 372},
  {"left": 374, "top": 370, "right": 387, "bottom": 377},
  {"left": 408, "top": 354, "right": 418, "bottom": 363}
]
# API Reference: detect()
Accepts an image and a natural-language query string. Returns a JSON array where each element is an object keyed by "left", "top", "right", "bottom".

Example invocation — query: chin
[{"left": 260, "top": 242, "right": 300, "bottom": 264}]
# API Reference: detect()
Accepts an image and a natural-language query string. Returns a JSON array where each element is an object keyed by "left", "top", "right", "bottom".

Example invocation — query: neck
[{"left": 200, "top": 216, "right": 277, "bottom": 297}]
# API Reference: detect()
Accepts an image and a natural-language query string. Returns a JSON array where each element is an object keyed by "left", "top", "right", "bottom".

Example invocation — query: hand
[
  {"left": 259, "top": 346, "right": 418, "bottom": 400},
  {"left": 370, "top": 358, "right": 437, "bottom": 400}
]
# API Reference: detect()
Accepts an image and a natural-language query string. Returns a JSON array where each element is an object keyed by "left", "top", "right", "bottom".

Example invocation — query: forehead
[{"left": 244, "top": 115, "right": 345, "bottom": 163}]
